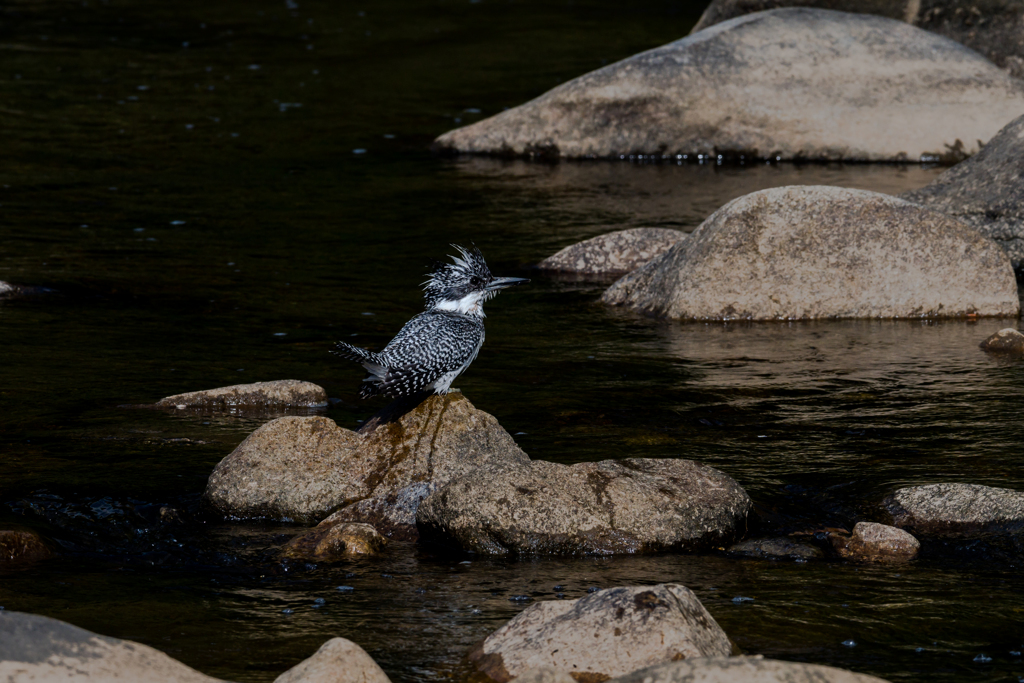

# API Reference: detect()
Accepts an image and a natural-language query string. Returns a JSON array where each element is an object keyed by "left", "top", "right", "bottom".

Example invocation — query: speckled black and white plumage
[{"left": 333, "top": 246, "right": 528, "bottom": 399}]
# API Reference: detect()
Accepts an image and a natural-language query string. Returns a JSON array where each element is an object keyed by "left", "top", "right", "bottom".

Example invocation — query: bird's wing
[{"left": 377, "top": 313, "right": 484, "bottom": 393}]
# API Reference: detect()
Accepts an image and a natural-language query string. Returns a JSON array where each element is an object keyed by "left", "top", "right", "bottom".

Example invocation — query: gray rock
[
  {"left": 607, "top": 656, "right": 891, "bottom": 683},
  {"left": 319, "top": 482, "right": 436, "bottom": 541},
  {"left": 156, "top": 379, "right": 329, "bottom": 409},
  {"left": 273, "top": 637, "right": 392, "bottom": 683},
  {"left": 0, "top": 529, "right": 54, "bottom": 568},
  {"left": 980, "top": 328, "right": 1024, "bottom": 353},
  {"left": 601, "top": 186, "right": 1018, "bottom": 321},
  {"left": 728, "top": 536, "right": 823, "bottom": 560},
  {"left": 885, "top": 483, "right": 1024, "bottom": 536},
  {"left": 829, "top": 522, "right": 920, "bottom": 561},
  {"left": 692, "top": 1, "right": 1024, "bottom": 80},
  {"left": 510, "top": 668, "right": 577, "bottom": 683},
  {"left": 280, "top": 522, "right": 388, "bottom": 562},
  {"left": 538, "top": 228, "right": 687, "bottom": 277},
  {"left": 203, "top": 393, "right": 529, "bottom": 523},
  {"left": 902, "top": 113, "right": 1024, "bottom": 268},
  {"left": 468, "top": 585, "right": 732, "bottom": 683},
  {"left": 433, "top": 8, "right": 1024, "bottom": 162},
  {"left": 418, "top": 458, "right": 751, "bottom": 556}
]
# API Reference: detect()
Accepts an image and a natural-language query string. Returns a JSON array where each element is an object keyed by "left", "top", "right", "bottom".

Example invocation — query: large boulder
[
  {"left": 885, "top": 483, "right": 1024, "bottom": 537},
  {"left": 433, "top": 8, "right": 1024, "bottom": 162},
  {"left": 601, "top": 186, "right": 1019, "bottom": 321},
  {"left": 607, "top": 656, "right": 890, "bottom": 683},
  {"left": 691, "top": 0, "right": 1024, "bottom": 79},
  {"left": 203, "top": 393, "right": 528, "bottom": 523},
  {"left": 902, "top": 112, "right": 1024, "bottom": 268},
  {"left": 155, "top": 379, "right": 328, "bottom": 409},
  {"left": 538, "top": 228, "right": 687, "bottom": 277},
  {"left": 417, "top": 458, "right": 751, "bottom": 556},
  {"left": 467, "top": 585, "right": 732, "bottom": 683}
]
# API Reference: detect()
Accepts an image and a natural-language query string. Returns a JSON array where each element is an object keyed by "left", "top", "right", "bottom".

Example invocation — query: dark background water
[{"left": 2, "top": 1, "right": 1023, "bottom": 681}]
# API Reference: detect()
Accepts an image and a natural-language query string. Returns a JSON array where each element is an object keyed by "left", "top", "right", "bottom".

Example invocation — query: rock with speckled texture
[
  {"left": 829, "top": 522, "right": 919, "bottom": 561},
  {"left": 538, "top": 228, "right": 687, "bottom": 277},
  {"left": 433, "top": 8, "right": 1024, "bottom": 162},
  {"left": 885, "top": 483, "right": 1024, "bottom": 537},
  {"left": 468, "top": 585, "right": 732, "bottom": 683},
  {"left": 273, "top": 637, "right": 392, "bottom": 683},
  {"left": 511, "top": 668, "right": 577, "bottom": 683},
  {"left": 727, "top": 536, "right": 822, "bottom": 560},
  {"left": 607, "top": 656, "right": 891, "bottom": 683},
  {"left": 280, "top": 522, "right": 388, "bottom": 561},
  {"left": 601, "top": 186, "right": 1019, "bottom": 321},
  {"left": 156, "top": 379, "right": 329, "bottom": 409},
  {"left": 980, "top": 328, "right": 1024, "bottom": 353},
  {"left": 417, "top": 458, "right": 751, "bottom": 556}
]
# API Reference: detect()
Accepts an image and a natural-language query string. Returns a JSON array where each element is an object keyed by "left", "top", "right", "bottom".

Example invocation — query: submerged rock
[
  {"left": 980, "top": 328, "right": 1024, "bottom": 354},
  {"left": 204, "top": 393, "right": 528, "bottom": 524},
  {"left": 902, "top": 113, "right": 1024, "bottom": 268},
  {"left": 829, "top": 522, "right": 920, "bottom": 561},
  {"left": 155, "top": 379, "right": 328, "bottom": 409},
  {"left": 273, "top": 637, "right": 393, "bottom": 683},
  {"left": 280, "top": 522, "right": 388, "bottom": 562},
  {"left": 417, "top": 458, "right": 751, "bottom": 556},
  {"left": 538, "top": 228, "right": 686, "bottom": 277},
  {"left": 885, "top": 483, "right": 1024, "bottom": 537},
  {"left": 607, "top": 656, "right": 891, "bottom": 683},
  {"left": 602, "top": 186, "right": 1018, "bottom": 321},
  {"left": 468, "top": 584, "right": 732, "bottom": 683},
  {"left": 433, "top": 8, "right": 1024, "bottom": 162},
  {"left": 727, "top": 536, "right": 822, "bottom": 561},
  {"left": 0, "top": 529, "right": 54, "bottom": 568}
]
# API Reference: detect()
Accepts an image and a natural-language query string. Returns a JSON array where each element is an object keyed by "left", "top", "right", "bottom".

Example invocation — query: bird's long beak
[{"left": 485, "top": 276, "right": 530, "bottom": 291}]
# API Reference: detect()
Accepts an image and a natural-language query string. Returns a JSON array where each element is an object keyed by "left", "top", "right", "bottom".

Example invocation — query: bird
[{"left": 332, "top": 245, "right": 529, "bottom": 399}]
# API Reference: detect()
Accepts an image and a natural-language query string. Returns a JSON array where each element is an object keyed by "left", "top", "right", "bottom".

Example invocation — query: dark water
[{"left": 2, "top": 1, "right": 1023, "bottom": 681}]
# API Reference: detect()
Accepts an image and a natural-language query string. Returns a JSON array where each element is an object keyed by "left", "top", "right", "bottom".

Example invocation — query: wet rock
[
  {"left": 280, "top": 522, "right": 388, "bottom": 562},
  {"left": 885, "top": 483, "right": 1024, "bottom": 537},
  {"left": 511, "top": 668, "right": 576, "bottom": 683},
  {"left": 0, "top": 611, "right": 222, "bottom": 682},
  {"left": 727, "top": 536, "right": 822, "bottom": 560},
  {"left": 0, "top": 281, "right": 20, "bottom": 298},
  {"left": 0, "top": 529, "right": 54, "bottom": 568},
  {"left": 602, "top": 186, "right": 1018, "bottom": 321},
  {"left": 156, "top": 379, "right": 328, "bottom": 409},
  {"left": 538, "top": 228, "right": 686, "bottom": 277},
  {"left": 606, "top": 656, "right": 890, "bottom": 683},
  {"left": 204, "top": 393, "right": 529, "bottom": 524},
  {"left": 319, "top": 482, "right": 436, "bottom": 541},
  {"left": 829, "top": 522, "right": 920, "bottom": 561},
  {"left": 468, "top": 584, "right": 732, "bottom": 683},
  {"left": 980, "top": 328, "right": 1024, "bottom": 354},
  {"left": 902, "top": 113, "right": 1024, "bottom": 268},
  {"left": 418, "top": 458, "right": 751, "bottom": 556},
  {"left": 692, "top": 1, "right": 1024, "bottom": 80},
  {"left": 274, "top": 637, "right": 392, "bottom": 683},
  {"left": 433, "top": 8, "right": 1024, "bottom": 162}
]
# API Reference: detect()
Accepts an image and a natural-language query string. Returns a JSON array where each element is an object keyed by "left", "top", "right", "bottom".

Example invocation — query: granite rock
[
  {"left": 273, "top": 637, "right": 392, "bottom": 683},
  {"left": 829, "top": 522, "right": 920, "bottom": 561},
  {"left": 885, "top": 483, "right": 1024, "bottom": 536},
  {"left": 607, "top": 656, "right": 891, "bottom": 683},
  {"left": 727, "top": 536, "right": 823, "bottom": 560},
  {"left": 980, "top": 328, "right": 1024, "bottom": 353},
  {"left": 156, "top": 379, "right": 328, "bottom": 409},
  {"left": 538, "top": 228, "right": 687, "bottom": 277}
]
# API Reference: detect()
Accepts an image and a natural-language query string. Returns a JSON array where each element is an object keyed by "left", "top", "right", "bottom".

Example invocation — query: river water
[{"left": 2, "top": 1, "right": 1023, "bottom": 681}]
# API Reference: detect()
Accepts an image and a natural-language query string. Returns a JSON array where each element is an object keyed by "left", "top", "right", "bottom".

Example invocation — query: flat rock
[
  {"left": 885, "top": 483, "right": 1024, "bottom": 537},
  {"left": 203, "top": 393, "right": 529, "bottom": 524},
  {"left": 538, "top": 228, "right": 687, "bottom": 277},
  {"left": 468, "top": 584, "right": 732, "bottom": 683},
  {"left": 155, "top": 379, "right": 328, "bottom": 409},
  {"left": 980, "top": 328, "right": 1024, "bottom": 353},
  {"left": 433, "top": 8, "right": 1024, "bottom": 162},
  {"left": 280, "top": 522, "right": 388, "bottom": 562},
  {"left": 829, "top": 522, "right": 920, "bottom": 561},
  {"left": 601, "top": 186, "right": 1018, "bottom": 321},
  {"left": 0, "top": 529, "right": 54, "bottom": 568},
  {"left": 607, "top": 656, "right": 890, "bottom": 683},
  {"left": 274, "top": 637, "right": 392, "bottom": 683},
  {"left": 902, "top": 112, "right": 1024, "bottom": 268},
  {"left": 727, "top": 536, "right": 822, "bottom": 560},
  {"left": 417, "top": 458, "right": 751, "bottom": 556}
]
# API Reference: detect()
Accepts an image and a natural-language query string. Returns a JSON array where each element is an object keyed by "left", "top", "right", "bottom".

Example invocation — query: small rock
[
  {"left": 538, "top": 228, "right": 687, "bottom": 277},
  {"left": 155, "top": 379, "right": 328, "bottom": 409},
  {"left": 606, "top": 656, "right": 890, "bottom": 683},
  {"left": 467, "top": 584, "right": 732, "bottom": 683},
  {"left": 0, "top": 529, "right": 54, "bottom": 568},
  {"left": 728, "top": 537, "right": 822, "bottom": 561},
  {"left": 0, "top": 281, "right": 20, "bottom": 298},
  {"left": 273, "top": 636, "right": 392, "bottom": 683},
  {"left": 885, "top": 483, "right": 1024, "bottom": 537},
  {"left": 830, "top": 522, "right": 920, "bottom": 561},
  {"left": 602, "top": 186, "right": 1018, "bottom": 321},
  {"left": 980, "top": 328, "right": 1024, "bottom": 354},
  {"left": 280, "top": 523, "right": 388, "bottom": 561}
]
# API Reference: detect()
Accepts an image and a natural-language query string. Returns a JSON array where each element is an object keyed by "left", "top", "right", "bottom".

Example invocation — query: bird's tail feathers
[{"left": 332, "top": 341, "right": 386, "bottom": 374}]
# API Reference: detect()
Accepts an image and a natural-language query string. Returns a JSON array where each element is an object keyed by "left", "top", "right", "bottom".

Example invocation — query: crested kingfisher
[{"left": 333, "top": 245, "right": 529, "bottom": 399}]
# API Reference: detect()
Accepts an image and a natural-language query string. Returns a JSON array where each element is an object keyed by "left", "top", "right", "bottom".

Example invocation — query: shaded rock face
[
  {"left": 320, "top": 482, "right": 436, "bottom": 541},
  {"left": 156, "top": 379, "right": 328, "bottom": 409},
  {"left": 602, "top": 186, "right": 1018, "bottom": 321},
  {"left": 885, "top": 483, "right": 1024, "bottom": 537},
  {"left": 727, "top": 536, "right": 822, "bottom": 560},
  {"left": 280, "top": 522, "right": 388, "bottom": 562},
  {"left": 538, "top": 228, "right": 687, "bottom": 277},
  {"left": 902, "top": 113, "right": 1024, "bottom": 268},
  {"left": 607, "top": 656, "right": 891, "bottom": 683},
  {"left": 829, "top": 522, "right": 920, "bottom": 561},
  {"left": 468, "top": 585, "right": 732, "bottom": 683},
  {"left": 273, "top": 637, "right": 393, "bottom": 683},
  {"left": 203, "top": 393, "right": 529, "bottom": 524},
  {"left": 433, "top": 8, "right": 1024, "bottom": 162},
  {"left": 692, "top": 1, "right": 1024, "bottom": 80},
  {"left": 417, "top": 458, "right": 751, "bottom": 556},
  {"left": 0, "top": 529, "right": 54, "bottom": 568},
  {"left": 980, "top": 328, "right": 1024, "bottom": 353}
]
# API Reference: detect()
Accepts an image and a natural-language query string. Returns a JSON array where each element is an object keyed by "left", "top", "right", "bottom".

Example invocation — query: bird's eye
[{"left": 471, "top": 277, "right": 483, "bottom": 287}]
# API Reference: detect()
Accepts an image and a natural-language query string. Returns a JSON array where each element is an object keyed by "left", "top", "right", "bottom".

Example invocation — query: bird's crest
[{"left": 422, "top": 244, "right": 494, "bottom": 309}]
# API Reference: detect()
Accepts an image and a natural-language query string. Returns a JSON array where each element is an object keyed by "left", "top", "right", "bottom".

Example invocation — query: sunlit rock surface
[
  {"left": 418, "top": 458, "right": 751, "bottom": 556},
  {"left": 607, "top": 656, "right": 891, "bottom": 683},
  {"left": 902, "top": 112, "right": 1024, "bottom": 268},
  {"left": 885, "top": 483, "right": 1024, "bottom": 536},
  {"left": 273, "top": 637, "right": 393, "bottom": 683},
  {"left": 468, "top": 585, "right": 732, "bottom": 683},
  {"left": 155, "top": 379, "right": 328, "bottom": 409},
  {"left": 434, "top": 9, "right": 1024, "bottom": 161},
  {"left": 602, "top": 186, "right": 1018, "bottom": 321},
  {"left": 829, "top": 522, "right": 920, "bottom": 561},
  {"left": 980, "top": 328, "right": 1024, "bottom": 353},
  {"left": 538, "top": 228, "right": 686, "bottom": 277}
]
